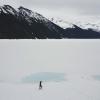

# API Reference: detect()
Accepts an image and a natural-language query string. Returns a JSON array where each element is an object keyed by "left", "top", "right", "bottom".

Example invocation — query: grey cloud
[
  {"left": 20, "top": 0, "right": 100, "bottom": 15},
  {"left": 0, "top": 0, "right": 100, "bottom": 17}
]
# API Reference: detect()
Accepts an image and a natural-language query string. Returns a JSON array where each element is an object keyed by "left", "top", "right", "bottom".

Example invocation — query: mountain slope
[
  {"left": 49, "top": 17, "right": 100, "bottom": 32},
  {"left": 64, "top": 25, "right": 100, "bottom": 39},
  {"left": 0, "top": 5, "right": 100, "bottom": 39},
  {"left": 49, "top": 17, "right": 100, "bottom": 38},
  {"left": 0, "top": 5, "right": 64, "bottom": 39}
]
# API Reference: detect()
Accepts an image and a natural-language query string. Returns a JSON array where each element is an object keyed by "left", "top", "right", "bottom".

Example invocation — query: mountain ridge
[
  {"left": 0, "top": 5, "right": 100, "bottom": 39},
  {"left": 49, "top": 17, "right": 100, "bottom": 32}
]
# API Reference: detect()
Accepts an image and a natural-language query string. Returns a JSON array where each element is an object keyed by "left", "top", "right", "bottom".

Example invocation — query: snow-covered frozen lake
[
  {"left": 0, "top": 39, "right": 100, "bottom": 100},
  {"left": 0, "top": 74, "right": 100, "bottom": 100}
]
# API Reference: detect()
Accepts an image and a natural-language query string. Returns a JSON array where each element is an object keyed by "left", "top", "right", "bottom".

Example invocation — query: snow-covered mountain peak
[
  {"left": 0, "top": 6, "right": 6, "bottom": 13},
  {"left": 74, "top": 21, "right": 100, "bottom": 32},
  {"left": 18, "top": 6, "right": 33, "bottom": 17},
  {"left": 49, "top": 17, "right": 100, "bottom": 32},
  {"left": 18, "top": 6, "right": 49, "bottom": 23},
  {"left": 0, "top": 5, "right": 18, "bottom": 16},
  {"left": 49, "top": 17, "right": 74, "bottom": 29},
  {"left": 3, "top": 5, "right": 14, "bottom": 10}
]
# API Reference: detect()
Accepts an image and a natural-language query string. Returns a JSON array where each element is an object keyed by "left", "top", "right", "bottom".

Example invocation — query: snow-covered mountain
[
  {"left": 48, "top": 17, "right": 74, "bottom": 29},
  {"left": 0, "top": 5, "right": 64, "bottom": 39},
  {"left": 0, "top": 5, "right": 18, "bottom": 15},
  {"left": 0, "top": 5, "right": 100, "bottom": 39},
  {"left": 49, "top": 17, "right": 100, "bottom": 32}
]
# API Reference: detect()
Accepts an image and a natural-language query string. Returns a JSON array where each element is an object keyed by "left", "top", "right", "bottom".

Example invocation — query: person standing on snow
[{"left": 39, "top": 81, "right": 42, "bottom": 90}]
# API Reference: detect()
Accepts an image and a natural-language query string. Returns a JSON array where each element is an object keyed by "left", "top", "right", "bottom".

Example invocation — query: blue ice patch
[{"left": 21, "top": 72, "right": 66, "bottom": 83}]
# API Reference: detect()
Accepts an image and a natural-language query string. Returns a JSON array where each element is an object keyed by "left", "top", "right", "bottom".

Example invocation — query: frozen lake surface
[
  {"left": 0, "top": 39, "right": 100, "bottom": 100},
  {"left": 0, "top": 74, "right": 100, "bottom": 100}
]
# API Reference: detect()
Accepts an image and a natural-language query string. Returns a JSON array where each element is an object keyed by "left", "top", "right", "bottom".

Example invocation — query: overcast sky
[{"left": 0, "top": 0, "right": 100, "bottom": 19}]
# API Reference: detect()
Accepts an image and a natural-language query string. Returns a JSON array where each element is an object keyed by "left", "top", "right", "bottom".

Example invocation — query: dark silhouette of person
[{"left": 39, "top": 81, "right": 42, "bottom": 90}]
